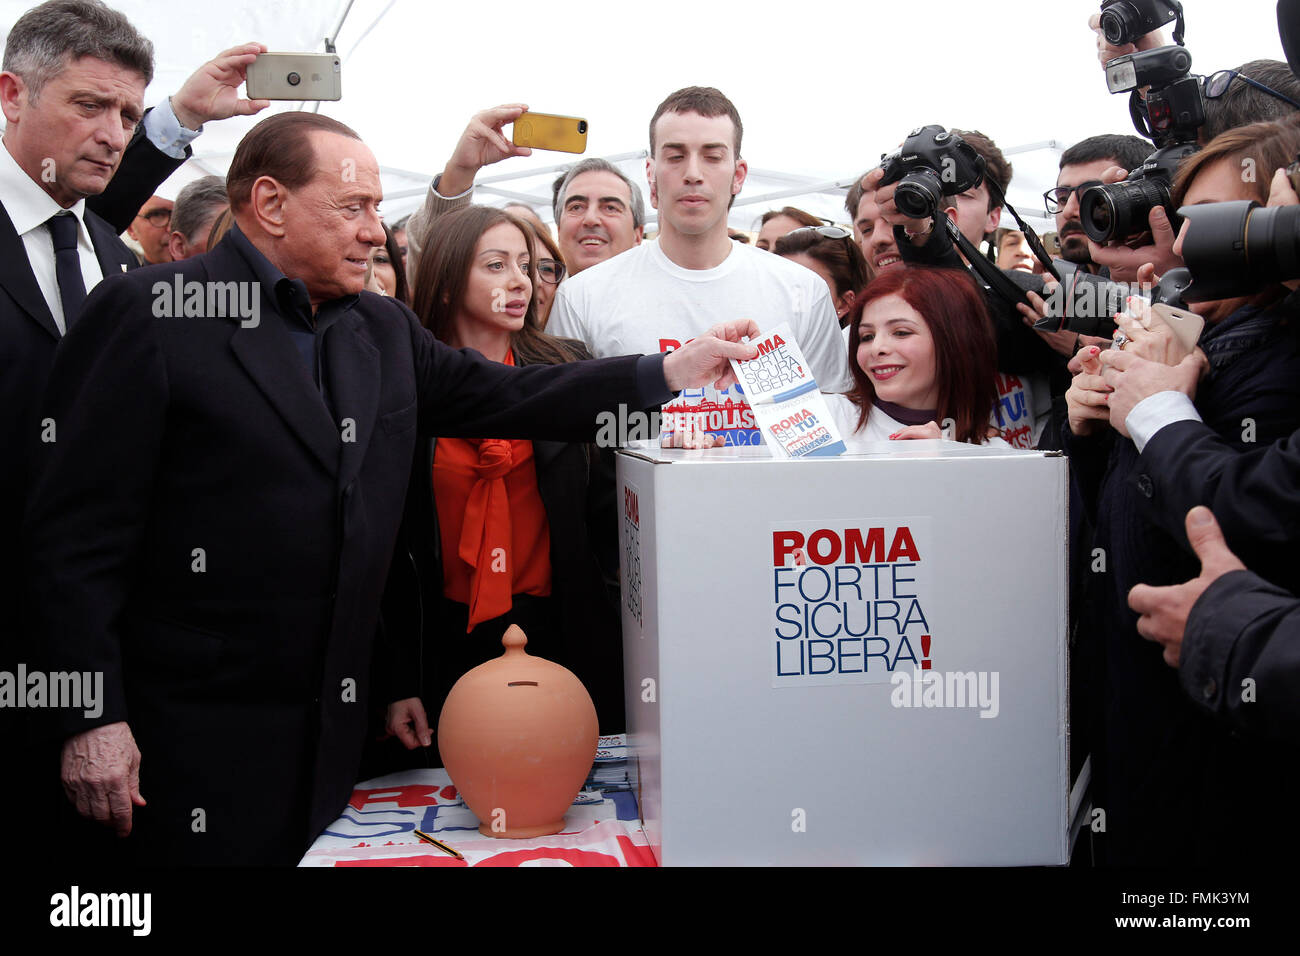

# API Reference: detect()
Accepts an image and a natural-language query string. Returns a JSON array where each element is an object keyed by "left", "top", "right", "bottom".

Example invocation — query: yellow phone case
[{"left": 512, "top": 113, "right": 588, "bottom": 154}]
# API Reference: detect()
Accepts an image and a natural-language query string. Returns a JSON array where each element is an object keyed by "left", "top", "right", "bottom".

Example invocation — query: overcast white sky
[{"left": 0, "top": 0, "right": 1291, "bottom": 224}]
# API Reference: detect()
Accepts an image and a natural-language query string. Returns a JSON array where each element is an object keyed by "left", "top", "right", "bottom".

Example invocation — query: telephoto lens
[{"left": 1178, "top": 200, "right": 1300, "bottom": 301}]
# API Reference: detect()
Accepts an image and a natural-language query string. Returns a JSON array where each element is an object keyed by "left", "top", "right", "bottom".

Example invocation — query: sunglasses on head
[
  {"left": 1204, "top": 69, "right": 1300, "bottom": 110},
  {"left": 788, "top": 224, "right": 854, "bottom": 241}
]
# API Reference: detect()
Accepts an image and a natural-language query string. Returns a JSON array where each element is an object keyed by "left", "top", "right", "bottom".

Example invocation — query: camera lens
[
  {"left": 895, "top": 169, "right": 945, "bottom": 221},
  {"left": 287, "top": 72, "right": 301, "bottom": 86},
  {"left": 1081, "top": 178, "right": 1171, "bottom": 244},
  {"left": 1179, "top": 200, "right": 1300, "bottom": 301},
  {"left": 1080, "top": 186, "right": 1116, "bottom": 243},
  {"left": 578, "top": 120, "right": 588, "bottom": 134},
  {"left": 1053, "top": 272, "right": 1130, "bottom": 337},
  {"left": 1100, "top": 3, "right": 1139, "bottom": 46}
]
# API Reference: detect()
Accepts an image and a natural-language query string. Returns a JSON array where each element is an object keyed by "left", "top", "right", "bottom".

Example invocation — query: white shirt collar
[{"left": 0, "top": 136, "right": 89, "bottom": 238}]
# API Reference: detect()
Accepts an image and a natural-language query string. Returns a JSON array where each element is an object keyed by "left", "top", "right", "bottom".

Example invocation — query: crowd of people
[{"left": 3, "top": 0, "right": 1300, "bottom": 869}]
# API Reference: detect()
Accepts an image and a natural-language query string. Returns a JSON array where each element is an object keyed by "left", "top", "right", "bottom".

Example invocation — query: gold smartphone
[
  {"left": 246, "top": 53, "right": 342, "bottom": 101},
  {"left": 512, "top": 112, "right": 588, "bottom": 153}
]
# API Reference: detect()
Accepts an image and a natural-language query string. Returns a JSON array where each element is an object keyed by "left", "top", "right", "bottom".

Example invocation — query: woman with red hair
[{"left": 825, "top": 266, "right": 1009, "bottom": 446}]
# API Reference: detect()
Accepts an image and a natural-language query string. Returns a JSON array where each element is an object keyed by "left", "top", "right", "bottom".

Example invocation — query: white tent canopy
[{"left": 1, "top": 0, "right": 1285, "bottom": 238}]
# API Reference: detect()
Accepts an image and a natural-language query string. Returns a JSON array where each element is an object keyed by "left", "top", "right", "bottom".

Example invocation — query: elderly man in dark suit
[{"left": 24, "top": 108, "right": 754, "bottom": 865}]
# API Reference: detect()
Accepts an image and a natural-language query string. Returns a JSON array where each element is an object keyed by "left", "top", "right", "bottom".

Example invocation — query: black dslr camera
[
  {"left": 877, "top": 126, "right": 985, "bottom": 221},
  {"left": 1081, "top": 3, "right": 1203, "bottom": 244},
  {"left": 1080, "top": 141, "right": 1198, "bottom": 244},
  {"left": 1039, "top": 263, "right": 1136, "bottom": 338},
  {"left": 1035, "top": 262, "right": 1193, "bottom": 339},
  {"left": 1098, "top": 0, "right": 1184, "bottom": 48}
]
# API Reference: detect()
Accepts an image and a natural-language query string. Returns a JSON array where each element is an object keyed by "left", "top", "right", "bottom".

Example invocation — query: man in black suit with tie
[
  {"left": 0, "top": 0, "right": 271, "bottom": 859},
  {"left": 23, "top": 108, "right": 755, "bottom": 865}
]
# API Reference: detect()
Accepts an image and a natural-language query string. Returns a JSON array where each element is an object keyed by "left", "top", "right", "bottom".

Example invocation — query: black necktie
[{"left": 47, "top": 212, "right": 87, "bottom": 331}]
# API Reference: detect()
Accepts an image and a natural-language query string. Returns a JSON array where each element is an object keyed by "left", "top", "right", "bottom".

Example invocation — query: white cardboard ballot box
[{"left": 617, "top": 441, "right": 1069, "bottom": 866}]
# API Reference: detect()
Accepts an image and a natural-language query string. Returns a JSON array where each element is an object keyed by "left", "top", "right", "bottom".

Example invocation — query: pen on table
[{"left": 414, "top": 829, "right": 464, "bottom": 860}]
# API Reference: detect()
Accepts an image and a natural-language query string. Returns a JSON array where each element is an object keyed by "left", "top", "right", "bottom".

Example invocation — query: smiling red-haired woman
[{"left": 824, "top": 266, "right": 1005, "bottom": 446}]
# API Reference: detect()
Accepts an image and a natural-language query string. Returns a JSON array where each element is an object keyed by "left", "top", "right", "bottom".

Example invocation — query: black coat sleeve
[
  {"left": 1180, "top": 568, "right": 1300, "bottom": 737},
  {"left": 1140, "top": 420, "right": 1300, "bottom": 583},
  {"left": 409, "top": 314, "right": 672, "bottom": 441}
]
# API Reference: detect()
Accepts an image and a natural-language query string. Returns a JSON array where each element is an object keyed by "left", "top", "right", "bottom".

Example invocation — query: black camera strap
[
  {"left": 984, "top": 177, "right": 1062, "bottom": 283},
  {"left": 941, "top": 176, "right": 1061, "bottom": 310},
  {"left": 944, "top": 218, "right": 1035, "bottom": 309}
]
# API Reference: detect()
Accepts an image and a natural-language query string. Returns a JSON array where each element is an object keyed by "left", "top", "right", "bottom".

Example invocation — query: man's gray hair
[
  {"left": 2, "top": 0, "right": 153, "bottom": 100},
  {"left": 171, "top": 175, "right": 229, "bottom": 244},
  {"left": 552, "top": 158, "right": 645, "bottom": 228}
]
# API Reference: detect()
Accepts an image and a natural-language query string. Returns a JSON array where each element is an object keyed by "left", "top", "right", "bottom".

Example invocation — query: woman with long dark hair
[
  {"left": 375, "top": 205, "right": 623, "bottom": 769},
  {"left": 775, "top": 224, "right": 870, "bottom": 327},
  {"left": 824, "top": 266, "right": 1007, "bottom": 446}
]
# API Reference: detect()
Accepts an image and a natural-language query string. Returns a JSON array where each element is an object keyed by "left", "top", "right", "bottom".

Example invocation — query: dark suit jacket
[
  {"left": 1142, "top": 419, "right": 1300, "bottom": 592},
  {"left": 1, "top": 131, "right": 184, "bottom": 862},
  {"left": 1181, "top": 568, "right": 1300, "bottom": 738},
  {"left": 0, "top": 204, "right": 136, "bottom": 642},
  {"left": 0, "top": 194, "right": 139, "bottom": 863},
  {"left": 23, "top": 233, "right": 668, "bottom": 865},
  {"left": 3, "top": 123, "right": 185, "bottom": 639}
]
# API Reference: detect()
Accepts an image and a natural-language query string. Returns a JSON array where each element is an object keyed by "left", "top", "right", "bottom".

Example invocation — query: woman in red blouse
[{"left": 375, "top": 206, "right": 623, "bottom": 769}]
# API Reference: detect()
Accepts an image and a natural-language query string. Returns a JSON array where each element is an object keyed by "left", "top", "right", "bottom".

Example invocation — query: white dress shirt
[
  {"left": 0, "top": 139, "right": 103, "bottom": 335},
  {"left": 1126, "top": 391, "right": 1203, "bottom": 453}
]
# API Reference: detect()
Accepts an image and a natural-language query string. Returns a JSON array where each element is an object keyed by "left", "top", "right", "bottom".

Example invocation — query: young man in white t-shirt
[{"left": 548, "top": 86, "right": 852, "bottom": 447}]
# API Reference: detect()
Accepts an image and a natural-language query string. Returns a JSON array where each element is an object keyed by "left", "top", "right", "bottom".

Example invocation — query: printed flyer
[{"left": 728, "top": 324, "right": 846, "bottom": 458}]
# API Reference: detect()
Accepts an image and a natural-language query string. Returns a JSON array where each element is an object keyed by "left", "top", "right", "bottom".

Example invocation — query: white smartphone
[{"left": 246, "top": 53, "right": 342, "bottom": 101}]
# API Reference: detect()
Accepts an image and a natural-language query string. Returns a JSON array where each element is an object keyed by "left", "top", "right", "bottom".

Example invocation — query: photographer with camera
[
  {"left": 1047, "top": 134, "right": 1153, "bottom": 274},
  {"left": 1088, "top": 144, "right": 1300, "bottom": 741},
  {"left": 861, "top": 129, "right": 1070, "bottom": 449},
  {"left": 1064, "top": 115, "right": 1300, "bottom": 864},
  {"left": 1086, "top": 3, "right": 1300, "bottom": 281}
]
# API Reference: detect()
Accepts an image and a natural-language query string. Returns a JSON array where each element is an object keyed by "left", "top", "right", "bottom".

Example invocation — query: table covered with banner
[{"left": 299, "top": 735, "right": 654, "bottom": 867}]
